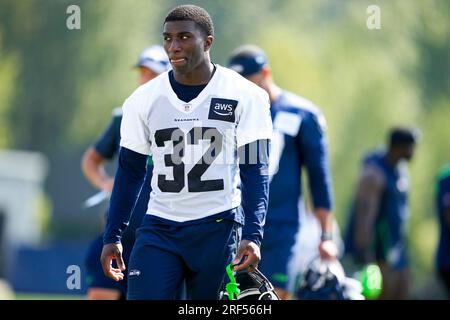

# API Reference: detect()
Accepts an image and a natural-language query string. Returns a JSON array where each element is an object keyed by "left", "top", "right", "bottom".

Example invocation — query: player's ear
[
  {"left": 261, "top": 65, "right": 271, "bottom": 78},
  {"left": 204, "top": 35, "right": 213, "bottom": 51}
]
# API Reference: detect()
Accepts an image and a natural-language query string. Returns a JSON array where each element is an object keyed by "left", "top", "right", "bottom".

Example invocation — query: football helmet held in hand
[{"left": 219, "top": 264, "right": 280, "bottom": 300}]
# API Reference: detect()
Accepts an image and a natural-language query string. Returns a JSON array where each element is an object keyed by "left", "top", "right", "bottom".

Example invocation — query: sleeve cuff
[
  {"left": 237, "top": 131, "right": 272, "bottom": 148},
  {"left": 120, "top": 141, "right": 151, "bottom": 156},
  {"left": 103, "top": 234, "right": 122, "bottom": 245},
  {"left": 242, "top": 234, "right": 262, "bottom": 248}
]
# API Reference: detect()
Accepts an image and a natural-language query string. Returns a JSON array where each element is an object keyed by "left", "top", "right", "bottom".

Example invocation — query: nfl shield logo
[{"left": 184, "top": 104, "right": 191, "bottom": 112}]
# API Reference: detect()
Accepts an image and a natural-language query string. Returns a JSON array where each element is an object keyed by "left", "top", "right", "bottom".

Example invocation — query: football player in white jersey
[{"left": 100, "top": 4, "right": 272, "bottom": 299}]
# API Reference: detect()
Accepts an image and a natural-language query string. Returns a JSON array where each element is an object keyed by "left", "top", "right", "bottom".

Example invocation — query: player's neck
[
  {"left": 268, "top": 84, "right": 282, "bottom": 103},
  {"left": 173, "top": 61, "right": 215, "bottom": 86}
]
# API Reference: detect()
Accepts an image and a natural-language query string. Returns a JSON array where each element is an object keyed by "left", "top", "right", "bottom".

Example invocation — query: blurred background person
[
  {"left": 289, "top": 209, "right": 344, "bottom": 283},
  {"left": 228, "top": 45, "right": 338, "bottom": 300},
  {"left": 435, "top": 163, "right": 450, "bottom": 298},
  {"left": 343, "top": 127, "right": 419, "bottom": 299},
  {"left": 81, "top": 45, "right": 169, "bottom": 300}
]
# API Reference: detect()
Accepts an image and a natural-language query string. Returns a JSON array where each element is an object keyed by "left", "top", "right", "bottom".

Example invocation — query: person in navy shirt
[
  {"left": 228, "top": 45, "right": 338, "bottom": 299},
  {"left": 344, "top": 127, "right": 419, "bottom": 299},
  {"left": 81, "top": 45, "right": 169, "bottom": 300},
  {"left": 435, "top": 164, "right": 450, "bottom": 297}
]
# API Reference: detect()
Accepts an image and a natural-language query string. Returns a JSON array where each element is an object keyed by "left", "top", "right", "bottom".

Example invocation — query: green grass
[{"left": 14, "top": 293, "right": 85, "bottom": 300}]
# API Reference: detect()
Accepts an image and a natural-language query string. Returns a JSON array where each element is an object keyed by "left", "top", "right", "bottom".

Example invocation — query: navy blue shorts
[
  {"left": 127, "top": 215, "right": 241, "bottom": 300},
  {"left": 258, "top": 221, "right": 298, "bottom": 290},
  {"left": 85, "top": 235, "right": 134, "bottom": 297}
]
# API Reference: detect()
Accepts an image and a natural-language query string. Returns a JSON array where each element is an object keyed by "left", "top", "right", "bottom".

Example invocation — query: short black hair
[
  {"left": 164, "top": 4, "right": 214, "bottom": 37},
  {"left": 388, "top": 127, "right": 420, "bottom": 148}
]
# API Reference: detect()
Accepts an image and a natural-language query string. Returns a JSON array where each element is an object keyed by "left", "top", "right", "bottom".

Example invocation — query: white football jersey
[{"left": 120, "top": 65, "right": 272, "bottom": 222}]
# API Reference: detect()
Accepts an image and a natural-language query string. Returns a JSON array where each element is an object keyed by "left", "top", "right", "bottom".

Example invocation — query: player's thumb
[
  {"left": 232, "top": 247, "right": 245, "bottom": 268},
  {"left": 115, "top": 251, "right": 126, "bottom": 271}
]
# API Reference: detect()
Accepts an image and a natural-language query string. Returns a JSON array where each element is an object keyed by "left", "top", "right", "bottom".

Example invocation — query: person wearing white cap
[
  {"left": 135, "top": 45, "right": 171, "bottom": 84},
  {"left": 81, "top": 45, "right": 169, "bottom": 300}
]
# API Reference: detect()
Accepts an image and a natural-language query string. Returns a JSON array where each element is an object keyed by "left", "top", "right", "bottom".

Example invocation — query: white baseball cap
[{"left": 136, "top": 45, "right": 170, "bottom": 74}]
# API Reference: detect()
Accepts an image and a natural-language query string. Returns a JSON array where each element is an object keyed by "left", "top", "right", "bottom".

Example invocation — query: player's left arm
[
  {"left": 233, "top": 87, "right": 272, "bottom": 272},
  {"left": 298, "top": 111, "right": 337, "bottom": 260},
  {"left": 233, "top": 139, "right": 270, "bottom": 272}
]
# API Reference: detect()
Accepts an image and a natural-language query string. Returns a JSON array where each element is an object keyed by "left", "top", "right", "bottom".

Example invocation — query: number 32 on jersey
[{"left": 155, "top": 126, "right": 224, "bottom": 193}]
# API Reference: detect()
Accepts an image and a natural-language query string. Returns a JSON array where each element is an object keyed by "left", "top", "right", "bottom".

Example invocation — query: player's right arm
[
  {"left": 353, "top": 163, "right": 385, "bottom": 263},
  {"left": 101, "top": 147, "right": 148, "bottom": 280},
  {"left": 298, "top": 110, "right": 337, "bottom": 260},
  {"left": 81, "top": 148, "right": 114, "bottom": 193},
  {"left": 101, "top": 89, "right": 151, "bottom": 281},
  {"left": 81, "top": 115, "right": 121, "bottom": 193}
]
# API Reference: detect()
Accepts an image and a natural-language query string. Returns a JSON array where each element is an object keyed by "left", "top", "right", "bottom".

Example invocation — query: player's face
[
  {"left": 402, "top": 143, "right": 416, "bottom": 161},
  {"left": 139, "top": 66, "right": 159, "bottom": 85},
  {"left": 163, "top": 20, "right": 212, "bottom": 76}
]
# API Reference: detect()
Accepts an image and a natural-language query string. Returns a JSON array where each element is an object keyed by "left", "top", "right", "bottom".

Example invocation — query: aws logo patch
[{"left": 208, "top": 98, "right": 238, "bottom": 123}]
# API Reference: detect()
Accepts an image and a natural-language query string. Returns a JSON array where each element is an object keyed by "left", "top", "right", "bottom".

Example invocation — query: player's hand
[
  {"left": 100, "top": 243, "right": 126, "bottom": 281},
  {"left": 318, "top": 240, "right": 338, "bottom": 260},
  {"left": 100, "top": 178, "right": 114, "bottom": 194},
  {"left": 232, "top": 240, "right": 261, "bottom": 272}
]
